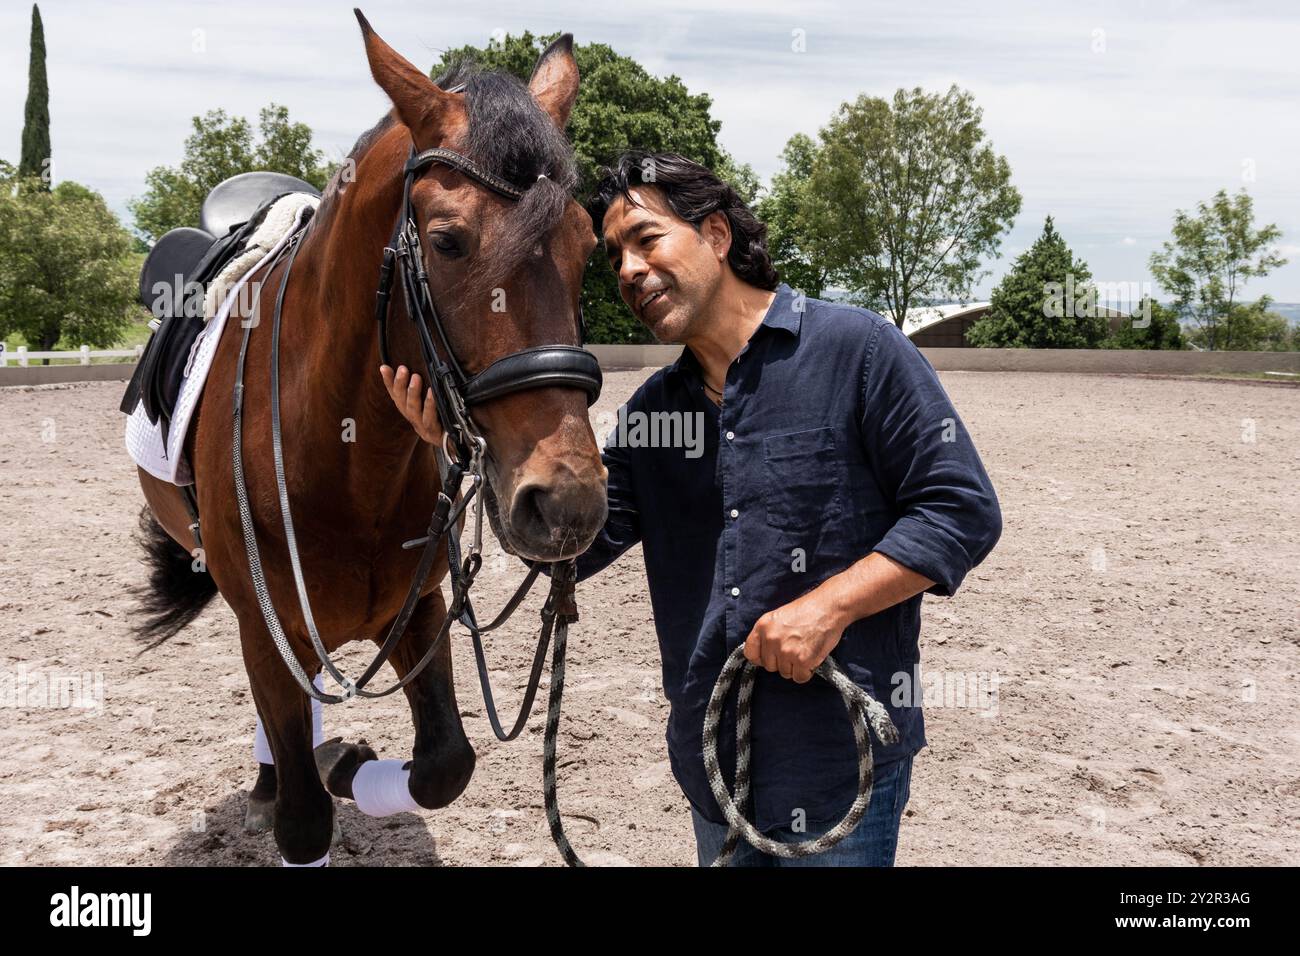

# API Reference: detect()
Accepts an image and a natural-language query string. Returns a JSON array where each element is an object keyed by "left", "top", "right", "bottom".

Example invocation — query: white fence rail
[{"left": 0, "top": 344, "right": 144, "bottom": 367}]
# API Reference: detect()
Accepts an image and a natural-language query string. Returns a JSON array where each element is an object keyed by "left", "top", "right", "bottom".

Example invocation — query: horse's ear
[
  {"left": 528, "top": 33, "right": 579, "bottom": 131},
  {"left": 355, "top": 9, "right": 454, "bottom": 148}
]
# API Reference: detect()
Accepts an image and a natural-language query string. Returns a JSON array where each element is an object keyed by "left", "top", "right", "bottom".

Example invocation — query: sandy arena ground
[{"left": 1, "top": 371, "right": 1297, "bottom": 866}]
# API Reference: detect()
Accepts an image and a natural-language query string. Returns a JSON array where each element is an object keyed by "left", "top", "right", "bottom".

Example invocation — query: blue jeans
[{"left": 690, "top": 755, "right": 913, "bottom": 867}]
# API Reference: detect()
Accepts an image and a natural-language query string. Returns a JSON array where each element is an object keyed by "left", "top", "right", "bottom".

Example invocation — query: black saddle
[
  {"left": 200, "top": 171, "right": 321, "bottom": 238},
  {"left": 121, "top": 172, "right": 320, "bottom": 438}
]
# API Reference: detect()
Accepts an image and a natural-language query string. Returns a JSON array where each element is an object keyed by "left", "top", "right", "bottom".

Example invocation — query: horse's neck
[{"left": 276, "top": 174, "right": 435, "bottom": 487}]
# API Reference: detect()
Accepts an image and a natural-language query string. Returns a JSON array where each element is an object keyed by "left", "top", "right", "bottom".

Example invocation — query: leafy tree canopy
[
  {"left": 802, "top": 85, "right": 1021, "bottom": 328},
  {"left": 1185, "top": 297, "right": 1297, "bottom": 352},
  {"left": 1149, "top": 188, "right": 1286, "bottom": 351},
  {"left": 20, "top": 3, "right": 51, "bottom": 188},
  {"left": 1102, "top": 296, "right": 1185, "bottom": 350},
  {"left": 0, "top": 161, "right": 139, "bottom": 356},
  {"left": 755, "top": 134, "right": 837, "bottom": 300},
  {"left": 129, "top": 104, "right": 334, "bottom": 244}
]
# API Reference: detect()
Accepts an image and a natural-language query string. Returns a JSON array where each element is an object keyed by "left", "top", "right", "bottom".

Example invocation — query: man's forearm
[
  {"left": 744, "top": 550, "right": 936, "bottom": 682},
  {"left": 816, "top": 551, "right": 935, "bottom": 632}
]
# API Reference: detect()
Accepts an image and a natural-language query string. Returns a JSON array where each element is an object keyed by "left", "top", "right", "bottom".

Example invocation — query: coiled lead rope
[
  {"left": 701, "top": 645, "right": 899, "bottom": 865},
  {"left": 541, "top": 622, "right": 898, "bottom": 866}
]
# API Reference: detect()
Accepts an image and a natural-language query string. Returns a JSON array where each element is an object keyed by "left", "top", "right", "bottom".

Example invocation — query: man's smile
[{"left": 639, "top": 288, "right": 669, "bottom": 316}]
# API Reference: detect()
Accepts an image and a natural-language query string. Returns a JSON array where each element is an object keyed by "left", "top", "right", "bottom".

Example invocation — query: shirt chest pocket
[{"left": 761, "top": 426, "right": 845, "bottom": 530}]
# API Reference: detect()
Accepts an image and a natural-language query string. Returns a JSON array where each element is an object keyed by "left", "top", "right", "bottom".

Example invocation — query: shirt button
[
  {"left": 730, "top": 509, "right": 739, "bottom": 518},
  {"left": 725, "top": 431, "right": 735, "bottom": 441},
  {"left": 730, "top": 586, "right": 740, "bottom": 597}
]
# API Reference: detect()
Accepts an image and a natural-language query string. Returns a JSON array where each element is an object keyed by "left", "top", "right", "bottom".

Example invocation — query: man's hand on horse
[
  {"left": 380, "top": 364, "right": 443, "bottom": 445},
  {"left": 743, "top": 591, "right": 846, "bottom": 684}
]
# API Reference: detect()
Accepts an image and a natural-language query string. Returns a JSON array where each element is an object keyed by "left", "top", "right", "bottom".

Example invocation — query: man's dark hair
[{"left": 587, "top": 151, "right": 779, "bottom": 291}]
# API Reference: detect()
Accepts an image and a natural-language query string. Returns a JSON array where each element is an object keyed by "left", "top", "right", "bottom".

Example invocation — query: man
[{"left": 382, "top": 151, "right": 1002, "bottom": 866}]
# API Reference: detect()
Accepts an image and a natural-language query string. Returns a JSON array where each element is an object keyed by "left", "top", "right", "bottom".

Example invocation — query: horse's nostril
[
  {"left": 512, "top": 484, "right": 547, "bottom": 534},
  {"left": 508, "top": 480, "right": 605, "bottom": 557},
  {"left": 514, "top": 484, "right": 577, "bottom": 534}
]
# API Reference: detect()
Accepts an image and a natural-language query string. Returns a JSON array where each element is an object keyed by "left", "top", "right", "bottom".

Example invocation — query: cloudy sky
[{"left": 3, "top": 0, "right": 1297, "bottom": 300}]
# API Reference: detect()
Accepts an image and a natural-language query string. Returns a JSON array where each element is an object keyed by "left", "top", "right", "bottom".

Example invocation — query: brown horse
[{"left": 132, "top": 13, "right": 607, "bottom": 865}]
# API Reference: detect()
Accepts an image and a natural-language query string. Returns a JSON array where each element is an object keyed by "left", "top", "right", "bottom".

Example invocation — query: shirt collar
[
  {"left": 761, "top": 282, "right": 800, "bottom": 335},
  {"left": 667, "top": 282, "right": 798, "bottom": 379}
]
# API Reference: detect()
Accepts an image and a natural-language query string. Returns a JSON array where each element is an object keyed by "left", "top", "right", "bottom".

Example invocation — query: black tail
[{"left": 132, "top": 507, "right": 219, "bottom": 650}]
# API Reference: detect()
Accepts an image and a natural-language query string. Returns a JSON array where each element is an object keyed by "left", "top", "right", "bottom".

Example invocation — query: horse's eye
[{"left": 430, "top": 232, "right": 460, "bottom": 256}]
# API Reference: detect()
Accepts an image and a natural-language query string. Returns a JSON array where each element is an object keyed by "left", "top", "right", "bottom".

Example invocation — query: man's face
[{"left": 600, "top": 185, "right": 727, "bottom": 343}]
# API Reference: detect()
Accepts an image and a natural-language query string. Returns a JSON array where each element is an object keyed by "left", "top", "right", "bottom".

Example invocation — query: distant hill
[
  {"left": 818, "top": 289, "right": 1300, "bottom": 327},
  {"left": 1269, "top": 303, "right": 1300, "bottom": 325}
]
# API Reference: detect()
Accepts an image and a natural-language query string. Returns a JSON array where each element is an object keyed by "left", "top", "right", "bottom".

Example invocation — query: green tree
[
  {"left": 0, "top": 163, "right": 139, "bottom": 359},
  {"left": 967, "top": 216, "right": 1109, "bottom": 348},
  {"left": 431, "top": 33, "right": 744, "bottom": 343},
  {"left": 1148, "top": 188, "right": 1287, "bottom": 351},
  {"left": 809, "top": 85, "right": 1021, "bottom": 328},
  {"left": 19, "top": 4, "right": 51, "bottom": 188},
  {"left": 129, "top": 104, "right": 333, "bottom": 244},
  {"left": 1185, "top": 297, "right": 1295, "bottom": 351},
  {"left": 756, "top": 134, "right": 835, "bottom": 299},
  {"left": 1102, "top": 296, "right": 1185, "bottom": 350}
]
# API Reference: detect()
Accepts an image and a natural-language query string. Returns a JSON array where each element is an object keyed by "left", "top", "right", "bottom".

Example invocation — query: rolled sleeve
[{"left": 859, "top": 320, "right": 1002, "bottom": 596}]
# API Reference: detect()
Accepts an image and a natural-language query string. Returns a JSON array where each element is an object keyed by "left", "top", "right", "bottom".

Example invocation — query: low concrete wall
[
  {"left": 4, "top": 349, "right": 1298, "bottom": 388},
  {"left": 589, "top": 345, "right": 1300, "bottom": 376},
  {"left": 0, "top": 363, "right": 138, "bottom": 387},
  {"left": 587, "top": 344, "right": 682, "bottom": 369},
  {"left": 919, "top": 349, "right": 1300, "bottom": 374}
]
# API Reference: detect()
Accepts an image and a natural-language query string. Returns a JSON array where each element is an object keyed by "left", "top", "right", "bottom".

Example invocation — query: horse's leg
[
  {"left": 317, "top": 590, "right": 475, "bottom": 812},
  {"left": 240, "top": 623, "right": 334, "bottom": 865},
  {"left": 243, "top": 722, "right": 277, "bottom": 834},
  {"left": 245, "top": 674, "right": 328, "bottom": 833},
  {"left": 392, "top": 590, "right": 476, "bottom": 809}
]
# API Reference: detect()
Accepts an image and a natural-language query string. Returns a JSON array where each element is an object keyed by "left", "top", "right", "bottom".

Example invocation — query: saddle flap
[{"left": 138, "top": 226, "right": 216, "bottom": 312}]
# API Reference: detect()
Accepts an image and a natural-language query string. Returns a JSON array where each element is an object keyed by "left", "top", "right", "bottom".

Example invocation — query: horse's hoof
[
  {"left": 244, "top": 794, "right": 275, "bottom": 834},
  {"left": 314, "top": 737, "right": 378, "bottom": 799}
]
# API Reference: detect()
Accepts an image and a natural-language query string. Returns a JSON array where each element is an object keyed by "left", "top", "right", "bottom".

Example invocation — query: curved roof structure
[{"left": 891, "top": 302, "right": 1133, "bottom": 346}]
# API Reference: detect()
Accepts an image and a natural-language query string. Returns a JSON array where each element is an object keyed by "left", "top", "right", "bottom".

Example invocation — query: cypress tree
[
  {"left": 20, "top": 4, "right": 52, "bottom": 188},
  {"left": 967, "top": 216, "right": 1110, "bottom": 348}
]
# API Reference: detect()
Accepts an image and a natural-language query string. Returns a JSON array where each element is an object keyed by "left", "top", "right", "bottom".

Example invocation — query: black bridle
[{"left": 375, "top": 144, "right": 602, "bottom": 466}]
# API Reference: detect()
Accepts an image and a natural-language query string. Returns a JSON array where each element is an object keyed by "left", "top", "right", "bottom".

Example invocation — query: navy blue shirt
[{"left": 574, "top": 283, "right": 1002, "bottom": 832}]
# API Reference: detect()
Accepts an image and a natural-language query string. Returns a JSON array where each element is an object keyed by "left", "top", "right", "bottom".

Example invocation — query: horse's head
[{"left": 356, "top": 12, "right": 606, "bottom": 563}]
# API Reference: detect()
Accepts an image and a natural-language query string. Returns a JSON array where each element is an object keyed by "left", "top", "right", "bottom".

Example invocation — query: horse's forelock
[{"left": 455, "top": 70, "right": 579, "bottom": 296}]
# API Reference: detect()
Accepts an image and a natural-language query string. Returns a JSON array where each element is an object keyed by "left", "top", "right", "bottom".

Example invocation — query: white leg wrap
[
  {"left": 281, "top": 852, "right": 329, "bottom": 867},
  {"left": 351, "top": 759, "right": 421, "bottom": 817},
  {"left": 254, "top": 674, "right": 325, "bottom": 764}
]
